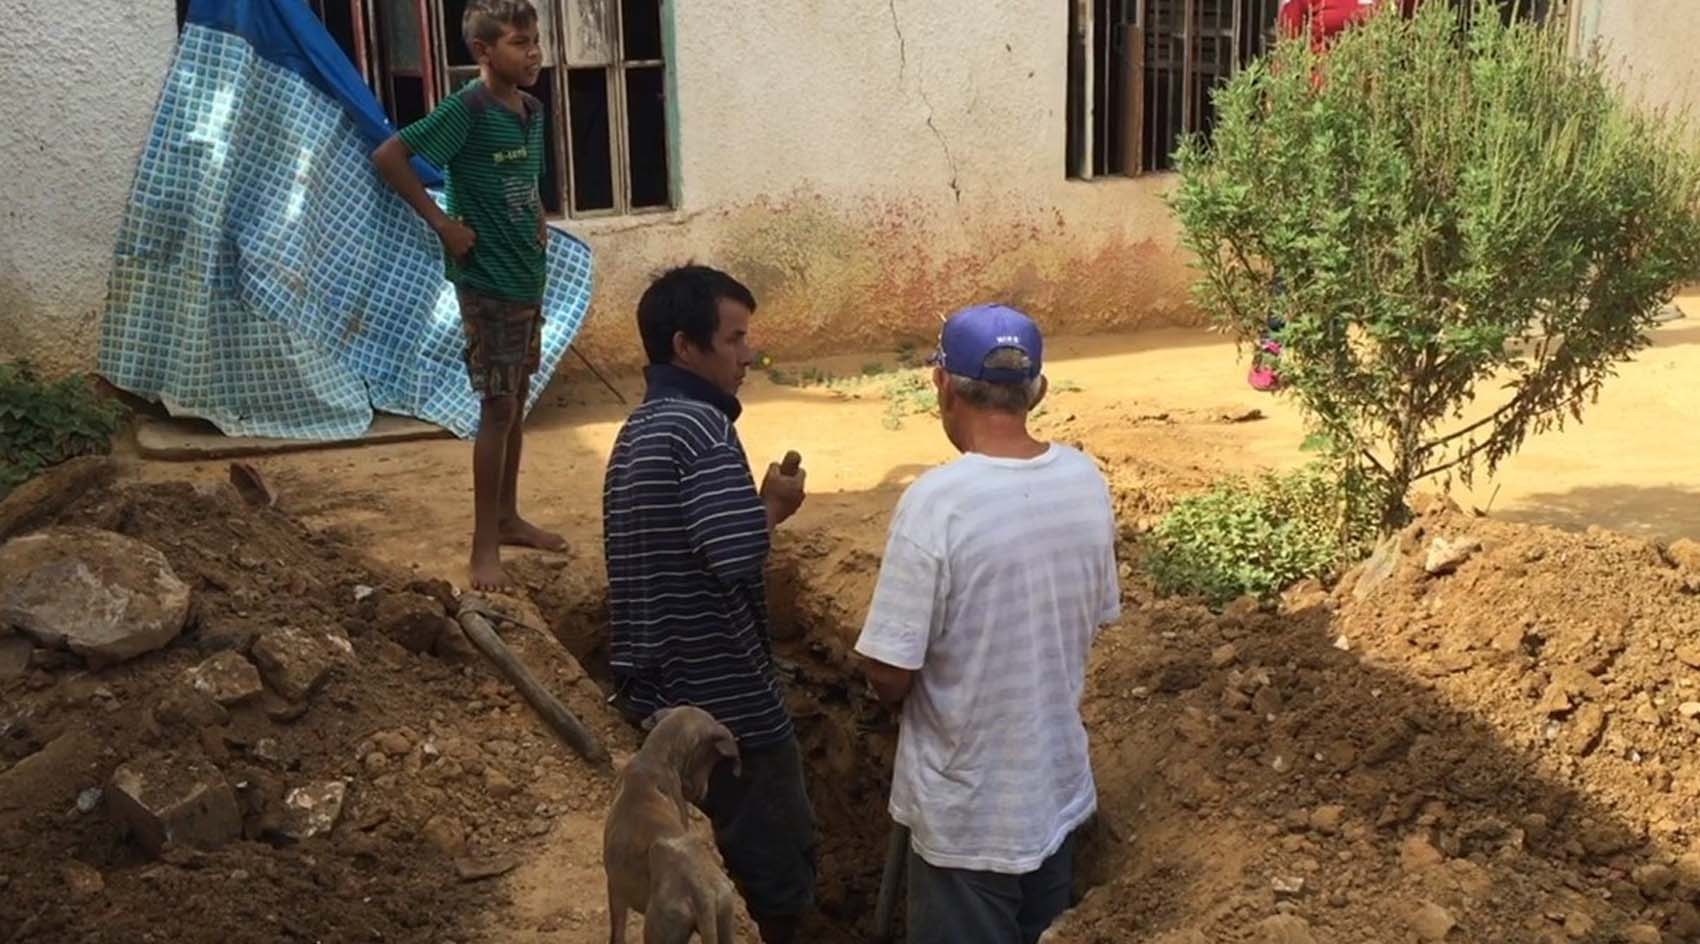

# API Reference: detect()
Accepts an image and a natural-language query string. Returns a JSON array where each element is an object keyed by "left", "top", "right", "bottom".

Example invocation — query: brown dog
[{"left": 604, "top": 705, "right": 741, "bottom": 943}]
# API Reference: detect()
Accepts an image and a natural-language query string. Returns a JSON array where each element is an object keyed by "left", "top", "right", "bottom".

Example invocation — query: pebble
[
  {"left": 76, "top": 786, "right": 104, "bottom": 814},
  {"left": 61, "top": 861, "right": 105, "bottom": 899},
  {"left": 1211, "top": 644, "right": 1239, "bottom": 668},
  {"left": 1401, "top": 834, "right": 1446, "bottom": 872},
  {"left": 1258, "top": 914, "right": 1316, "bottom": 944},
  {"left": 1409, "top": 901, "right": 1455, "bottom": 941},
  {"left": 1308, "top": 806, "right": 1344, "bottom": 836},
  {"left": 484, "top": 766, "right": 518, "bottom": 799},
  {"left": 1679, "top": 702, "right": 1700, "bottom": 719},
  {"left": 1633, "top": 863, "right": 1676, "bottom": 899}
]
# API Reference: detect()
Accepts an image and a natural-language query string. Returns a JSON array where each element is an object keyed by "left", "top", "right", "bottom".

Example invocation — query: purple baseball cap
[{"left": 927, "top": 304, "right": 1044, "bottom": 384}]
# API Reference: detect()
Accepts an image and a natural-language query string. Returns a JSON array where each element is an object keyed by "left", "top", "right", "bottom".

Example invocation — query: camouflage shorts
[{"left": 457, "top": 288, "right": 542, "bottom": 399}]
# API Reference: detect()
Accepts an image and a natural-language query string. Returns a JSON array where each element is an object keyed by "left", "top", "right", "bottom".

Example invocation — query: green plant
[
  {"left": 880, "top": 371, "right": 939, "bottom": 430},
  {"left": 0, "top": 362, "right": 127, "bottom": 499},
  {"left": 1172, "top": 5, "right": 1700, "bottom": 531},
  {"left": 1145, "top": 464, "right": 1376, "bottom": 606}
]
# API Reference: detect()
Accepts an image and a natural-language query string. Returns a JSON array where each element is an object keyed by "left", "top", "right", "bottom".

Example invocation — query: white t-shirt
[{"left": 854, "top": 444, "right": 1121, "bottom": 874}]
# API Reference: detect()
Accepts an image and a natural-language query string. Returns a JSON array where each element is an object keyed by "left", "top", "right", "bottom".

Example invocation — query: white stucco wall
[
  {"left": 567, "top": 0, "right": 1194, "bottom": 369},
  {"left": 0, "top": 0, "right": 1193, "bottom": 376},
  {"left": 1573, "top": 0, "right": 1700, "bottom": 146},
  {"left": 0, "top": 0, "right": 179, "bottom": 376}
]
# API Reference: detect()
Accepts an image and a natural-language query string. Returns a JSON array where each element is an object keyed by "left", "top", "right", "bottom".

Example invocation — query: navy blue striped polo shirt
[{"left": 602, "top": 364, "right": 792, "bottom": 747}]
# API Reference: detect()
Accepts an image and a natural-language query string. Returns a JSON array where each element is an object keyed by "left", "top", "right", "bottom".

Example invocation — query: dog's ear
[{"left": 711, "top": 725, "right": 741, "bottom": 779}]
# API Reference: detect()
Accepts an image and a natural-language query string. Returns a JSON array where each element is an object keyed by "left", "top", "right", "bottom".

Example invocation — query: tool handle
[{"left": 779, "top": 450, "right": 802, "bottom": 476}]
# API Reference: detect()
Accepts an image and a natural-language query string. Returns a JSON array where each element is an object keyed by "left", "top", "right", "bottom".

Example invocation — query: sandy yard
[{"left": 6, "top": 307, "right": 1700, "bottom": 943}]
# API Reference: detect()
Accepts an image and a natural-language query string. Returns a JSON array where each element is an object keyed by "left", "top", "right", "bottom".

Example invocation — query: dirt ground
[{"left": 6, "top": 311, "right": 1700, "bottom": 942}]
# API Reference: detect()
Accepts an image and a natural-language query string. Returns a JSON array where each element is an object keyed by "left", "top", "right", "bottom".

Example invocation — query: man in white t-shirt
[{"left": 854, "top": 303, "right": 1122, "bottom": 944}]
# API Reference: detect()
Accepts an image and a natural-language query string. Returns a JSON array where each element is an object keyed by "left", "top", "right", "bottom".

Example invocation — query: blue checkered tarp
[{"left": 99, "top": 8, "right": 593, "bottom": 441}]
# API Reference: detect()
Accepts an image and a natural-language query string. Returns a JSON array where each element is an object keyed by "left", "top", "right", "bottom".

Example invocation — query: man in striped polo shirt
[{"left": 602, "top": 265, "right": 813, "bottom": 943}]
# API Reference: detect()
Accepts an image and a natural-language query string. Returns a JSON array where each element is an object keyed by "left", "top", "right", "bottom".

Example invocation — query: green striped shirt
[{"left": 398, "top": 81, "right": 546, "bottom": 303}]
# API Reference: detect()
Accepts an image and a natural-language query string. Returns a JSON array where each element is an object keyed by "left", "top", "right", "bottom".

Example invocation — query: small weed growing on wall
[{"left": 0, "top": 363, "right": 127, "bottom": 500}]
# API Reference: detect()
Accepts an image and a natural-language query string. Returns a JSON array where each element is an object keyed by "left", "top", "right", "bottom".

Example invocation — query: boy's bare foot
[
  {"left": 499, "top": 516, "right": 567, "bottom": 552},
  {"left": 470, "top": 546, "right": 512, "bottom": 591}
]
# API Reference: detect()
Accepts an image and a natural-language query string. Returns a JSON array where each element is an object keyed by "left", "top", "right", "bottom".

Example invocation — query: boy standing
[{"left": 371, "top": 0, "right": 563, "bottom": 590}]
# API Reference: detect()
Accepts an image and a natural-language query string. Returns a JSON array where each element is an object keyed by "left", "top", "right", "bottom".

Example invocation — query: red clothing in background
[{"left": 1277, "top": 0, "right": 1421, "bottom": 49}]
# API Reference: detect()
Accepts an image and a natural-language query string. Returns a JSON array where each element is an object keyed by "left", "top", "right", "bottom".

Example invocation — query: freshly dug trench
[{"left": 530, "top": 555, "right": 910, "bottom": 941}]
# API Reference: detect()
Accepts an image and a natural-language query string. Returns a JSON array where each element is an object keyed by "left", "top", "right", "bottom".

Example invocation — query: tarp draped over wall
[{"left": 98, "top": 0, "right": 593, "bottom": 440}]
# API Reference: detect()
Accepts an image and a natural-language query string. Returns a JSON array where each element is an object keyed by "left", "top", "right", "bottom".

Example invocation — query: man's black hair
[{"left": 636, "top": 264, "right": 758, "bottom": 365}]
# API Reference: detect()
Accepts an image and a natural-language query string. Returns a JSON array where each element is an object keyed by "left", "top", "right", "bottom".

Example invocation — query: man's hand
[
  {"left": 760, "top": 458, "right": 806, "bottom": 530},
  {"left": 435, "top": 218, "right": 476, "bottom": 261}
]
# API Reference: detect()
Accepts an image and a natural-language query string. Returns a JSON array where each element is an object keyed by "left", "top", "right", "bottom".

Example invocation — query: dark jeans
[
  {"left": 700, "top": 734, "right": 818, "bottom": 919},
  {"left": 907, "top": 832, "right": 1076, "bottom": 944}
]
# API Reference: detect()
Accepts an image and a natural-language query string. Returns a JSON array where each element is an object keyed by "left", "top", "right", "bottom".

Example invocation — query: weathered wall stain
[{"left": 568, "top": 185, "right": 1199, "bottom": 370}]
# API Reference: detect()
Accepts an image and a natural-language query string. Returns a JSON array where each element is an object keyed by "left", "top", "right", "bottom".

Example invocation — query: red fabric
[{"left": 1277, "top": 0, "right": 1420, "bottom": 50}]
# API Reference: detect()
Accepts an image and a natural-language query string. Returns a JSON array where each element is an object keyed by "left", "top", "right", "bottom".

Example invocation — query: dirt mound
[
  {"left": 1042, "top": 499, "right": 1700, "bottom": 943},
  {"left": 0, "top": 469, "right": 634, "bottom": 943}
]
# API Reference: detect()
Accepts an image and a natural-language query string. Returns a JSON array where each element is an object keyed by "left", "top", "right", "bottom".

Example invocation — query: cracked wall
[
  {"left": 567, "top": 0, "right": 1198, "bottom": 370},
  {"left": 2, "top": 0, "right": 1195, "bottom": 378}
]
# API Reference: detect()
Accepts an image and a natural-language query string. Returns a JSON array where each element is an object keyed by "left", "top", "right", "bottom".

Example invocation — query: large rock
[
  {"left": 185, "top": 651, "right": 265, "bottom": 706},
  {"left": 251, "top": 627, "right": 343, "bottom": 701},
  {"left": 106, "top": 753, "right": 242, "bottom": 856},
  {"left": 0, "top": 528, "right": 191, "bottom": 664}
]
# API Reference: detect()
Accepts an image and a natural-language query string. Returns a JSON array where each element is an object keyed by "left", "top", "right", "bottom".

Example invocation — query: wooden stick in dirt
[{"left": 455, "top": 608, "right": 610, "bottom": 766}]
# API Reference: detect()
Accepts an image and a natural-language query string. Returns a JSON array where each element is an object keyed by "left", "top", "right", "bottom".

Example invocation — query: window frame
[{"left": 367, "top": 0, "right": 677, "bottom": 219}]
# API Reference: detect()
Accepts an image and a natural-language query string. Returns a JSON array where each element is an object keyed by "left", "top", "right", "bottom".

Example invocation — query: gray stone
[
  {"left": 107, "top": 753, "right": 242, "bottom": 856},
  {"left": 0, "top": 528, "right": 190, "bottom": 664},
  {"left": 0, "top": 636, "right": 31, "bottom": 679},
  {"left": 1425, "top": 536, "right": 1483, "bottom": 576},
  {"left": 1353, "top": 536, "right": 1404, "bottom": 600},
  {"left": 277, "top": 781, "right": 347, "bottom": 842},
  {"left": 251, "top": 627, "right": 342, "bottom": 701},
  {"left": 185, "top": 651, "right": 264, "bottom": 706}
]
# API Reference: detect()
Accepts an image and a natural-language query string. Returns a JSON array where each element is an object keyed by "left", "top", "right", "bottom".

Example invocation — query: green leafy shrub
[
  {"left": 1172, "top": 5, "right": 1700, "bottom": 531},
  {"left": 1145, "top": 465, "right": 1375, "bottom": 606},
  {"left": 0, "top": 363, "right": 127, "bottom": 499}
]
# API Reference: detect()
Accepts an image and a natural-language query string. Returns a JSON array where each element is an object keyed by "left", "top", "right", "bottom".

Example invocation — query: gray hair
[{"left": 947, "top": 348, "right": 1043, "bottom": 414}]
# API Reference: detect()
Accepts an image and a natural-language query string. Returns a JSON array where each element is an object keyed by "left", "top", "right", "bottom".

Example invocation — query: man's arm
[
  {"left": 760, "top": 459, "right": 806, "bottom": 533},
  {"left": 860, "top": 656, "right": 915, "bottom": 707},
  {"left": 853, "top": 519, "right": 941, "bottom": 708},
  {"left": 372, "top": 137, "right": 476, "bottom": 261},
  {"left": 372, "top": 98, "right": 477, "bottom": 260}
]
